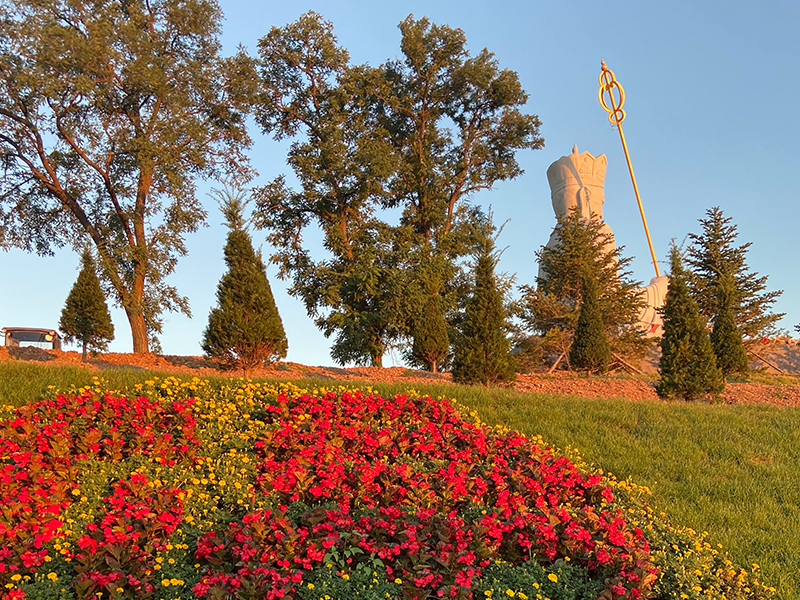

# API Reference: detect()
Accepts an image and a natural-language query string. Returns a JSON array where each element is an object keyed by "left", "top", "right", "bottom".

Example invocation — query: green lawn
[{"left": 1, "top": 362, "right": 798, "bottom": 599}]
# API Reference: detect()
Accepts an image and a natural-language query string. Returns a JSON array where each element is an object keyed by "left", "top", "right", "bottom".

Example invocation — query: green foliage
[
  {"left": 657, "top": 244, "right": 724, "bottom": 400},
  {"left": 202, "top": 191, "right": 287, "bottom": 374},
  {"left": 410, "top": 292, "right": 450, "bottom": 373},
  {"left": 711, "top": 271, "right": 750, "bottom": 377},
  {"left": 569, "top": 272, "right": 611, "bottom": 374},
  {"left": 0, "top": 0, "right": 252, "bottom": 352},
  {"left": 687, "top": 207, "right": 784, "bottom": 344},
  {"left": 452, "top": 238, "right": 515, "bottom": 386},
  {"left": 519, "top": 209, "right": 648, "bottom": 369},
  {"left": 59, "top": 248, "right": 115, "bottom": 360},
  {"left": 253, "top": 12, "right": 542, "bottom": 366}
]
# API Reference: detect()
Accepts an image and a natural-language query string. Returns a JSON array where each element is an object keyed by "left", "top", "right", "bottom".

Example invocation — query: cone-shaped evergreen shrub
[
  {"left": 59, "top": 248, "right": 115, "bottom": 360},
  {"left": 657, "top": 245, "right": 724, "bottom": 400},
  {"left": 452, "top": 241, "right": 515, "bottom": 386},
  {"left": 411, "top": 292, "right": 449, "bottom": 373},
  {"left": 203, "top": 193, "right": 287, "bottom": 373},
  {"left": 569, "top": 272, "right": 611, "bottom": 373},
  {"left": 711, "top": 270, "right": 749, "bottom": 377}
]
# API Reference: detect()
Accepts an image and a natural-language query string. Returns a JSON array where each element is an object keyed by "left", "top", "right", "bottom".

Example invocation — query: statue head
[{"left": 546, "top": 145, "right": 607, "bottom": 220}]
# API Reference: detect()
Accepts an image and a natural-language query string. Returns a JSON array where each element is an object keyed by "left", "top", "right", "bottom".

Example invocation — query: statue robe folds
[{"left": 541, "top": 145, "right": 668, "bottom": 337}]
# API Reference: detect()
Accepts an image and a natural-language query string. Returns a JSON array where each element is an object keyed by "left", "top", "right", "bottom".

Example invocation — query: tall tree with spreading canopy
[
  {"left": 687, "top": 207, "right": 783, "bottom": 345},
  {"left": 59, "top": 247, "right": 115, "bottom": 360},
  {"left": 0, "top": 0, "right": 252, "bottom": 352},
  {"left": 253, "top": 12, "right": 543, "bottom": 366},
  {"left": 202, "top": 186, "right": 287, "bottom": 374},
  {"left": 519, "top": 208, "right": 648, "bottom": 369},
  {"left": 253, "top": 12, "right": 402, "bottom": 366},
  {"left": 657, "top": 244, "right": 724, "bottom": 400},
  {"left": 366, "top": 15, "right": 543, "bottom": 353}
]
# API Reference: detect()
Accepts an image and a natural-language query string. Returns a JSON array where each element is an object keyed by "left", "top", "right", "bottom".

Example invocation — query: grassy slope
[{"left": 1, "top": 362, "right": 798, "bottom": 599}]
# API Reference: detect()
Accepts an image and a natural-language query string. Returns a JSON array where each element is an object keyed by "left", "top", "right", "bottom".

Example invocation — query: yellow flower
[
  {"left": 10, "top": 575, "right": 21, "bottom": 582},
  {"left": 547, "top": 574, "right": 558, "bottom": 583},
  {"left": 395, "top": 578, "right": 402, "bottom": 585},
  {"left": 506, "top": 590, "right": 516, "bottom": 597},
  {"left": 307, "top": 583, "right": 315, "bottom": 589},
  {"left": 47, "top": 573, "right": 58, "bottom": 582},
  {"left": 162, "top": 579, "right": 171, "bottom": 587},
  {"left": 342, "top": 574, "right": 350, "bottom": 580}
]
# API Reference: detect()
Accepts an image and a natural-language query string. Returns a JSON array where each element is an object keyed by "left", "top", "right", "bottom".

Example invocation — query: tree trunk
[
  {"left": 431, "top": 360, "right": 438, "bottom": 373},
  {"left": 81, "top": 340, "right": 88, "bottom": 362},
  {"left": 370, "top": 351, "right": 383, "bottom": 368},
  {"left": 126, "top": 309, "right": 149, "bottom": 354}
]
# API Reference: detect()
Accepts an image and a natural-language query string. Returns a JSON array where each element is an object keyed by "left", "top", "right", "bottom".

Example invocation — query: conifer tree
[
  {"left": 569, "top": 271, "right": 611, "bottom": 374},
  {"left": 452, "top": 238, "right": 515, "bottom": 386},
  {"left": 711, "top": 270, "right": 749, "bottom": 377},
  {"left": 411, "top": 292, "right": 449, "bottom": 373},
  {"left": 687, "top": 207, "right": 783, "bottom": 344},
  {"left": 59, "top": 248, "right": 115, "bottom": 360},
  {"left": 657, "top": 244, "right": 724, "bottom": 400},
  {"left": 519, "top": 208, "right": 648, "bottom": 368},
  {"left": 203, "top": 188, "right": 288, "bottom": 374}
]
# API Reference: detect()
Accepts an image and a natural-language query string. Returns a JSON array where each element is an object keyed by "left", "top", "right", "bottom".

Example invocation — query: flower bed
[{"left": 0, "top": 378, "right": 775, "bottom": 600}]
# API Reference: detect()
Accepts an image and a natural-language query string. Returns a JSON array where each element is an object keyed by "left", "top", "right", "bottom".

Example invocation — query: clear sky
[{"left": 2, "top": 0, "right": 798, "bottom": 365}]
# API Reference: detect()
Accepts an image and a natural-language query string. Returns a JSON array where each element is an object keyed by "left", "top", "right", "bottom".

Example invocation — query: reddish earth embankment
[{"left": 2, "top": 344, "right": 800, "bottom": 407}]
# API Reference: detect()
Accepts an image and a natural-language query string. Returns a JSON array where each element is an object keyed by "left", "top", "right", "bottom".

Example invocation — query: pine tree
[
  {"left": 519, "top": 208, "right": 648, "bottom": 368},
  {"left": 452, "top": 239, "right": 515, "bottom": 386},
  {"left": 657, "top": 244, "right": 724, "bottom": 400},
  {"left": 711, "top": 270, "right": 749, "bottom": 377},
  {"left": 687, "top": 207, "right": 783, "bottom": 345},
  {"left": 569, "top": 271, "right": 611, "bottom": 374},
  {"left": 202, "top": 189, "right": 288, "bottom": 375},
  {"left": 411, "top": 292, "right": 449, "bottom": 373},
  {"left": 59, "top": 248, "right": 115, "bottom": 360}
]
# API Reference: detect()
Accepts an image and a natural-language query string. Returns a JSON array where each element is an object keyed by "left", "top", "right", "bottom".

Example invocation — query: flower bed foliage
[{"left": 0, "top": 378, "right": 775, "bottom": 600}]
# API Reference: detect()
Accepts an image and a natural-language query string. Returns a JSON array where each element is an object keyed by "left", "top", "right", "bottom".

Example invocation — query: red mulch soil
[{"left": 2, "top": 344, "right": 800, "bottom": 407}]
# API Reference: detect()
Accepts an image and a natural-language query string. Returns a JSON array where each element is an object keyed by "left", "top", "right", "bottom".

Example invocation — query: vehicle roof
[{"left": 1, "top": 326, "right": 60, "bottom": 336}]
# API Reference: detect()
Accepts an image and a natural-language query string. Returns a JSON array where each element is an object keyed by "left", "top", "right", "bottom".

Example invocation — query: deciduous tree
[
  {"left": 0, "top": 0, "right": 252, "bottom": 352},
  {"left": 59, "top": 248, "right": 115, "bottom": 360},
  {"left": 253, "top": 13, "right": 542, "bottom": 366}
]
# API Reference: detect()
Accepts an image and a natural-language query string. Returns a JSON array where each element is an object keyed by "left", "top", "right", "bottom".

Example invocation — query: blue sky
[{"left": 2, "top": 0, "right": 798, "bottom": 365}]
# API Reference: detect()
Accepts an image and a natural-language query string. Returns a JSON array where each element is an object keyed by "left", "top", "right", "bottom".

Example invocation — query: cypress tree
[
  {"left": 202, "top": 191, "right": 288, "bottom": 374},
  {"left": 411, "top": 292, "right": 449, "bottom": 373},
  {"left": 711, "top": 270, "right": 749, "bottom": 377},
  {"left": 657, "top": 244, "right": 724, "bottom": 400},
  {"left": 59, "top": 248, "right": 115, "bottom": 360},
  {"left": 452, "top": 240, "right": 515, "bottom": 386},
  {"left": 569, "top": 271, "right": 611, "bottom": 374}
]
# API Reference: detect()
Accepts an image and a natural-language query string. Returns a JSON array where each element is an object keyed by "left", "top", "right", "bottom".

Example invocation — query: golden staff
[{"left": 598, "top": 60, "right": 660, "bottom": 277}]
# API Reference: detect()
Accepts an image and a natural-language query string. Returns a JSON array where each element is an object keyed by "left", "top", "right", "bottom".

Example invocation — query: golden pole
[{"left": 598, "top": 60, "right": 660, "bottom": 278}]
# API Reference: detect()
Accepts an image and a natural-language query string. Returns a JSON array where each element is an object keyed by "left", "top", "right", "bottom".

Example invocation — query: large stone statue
[{"left": 541, "top": 145, "right": 668, "bottom": 336}]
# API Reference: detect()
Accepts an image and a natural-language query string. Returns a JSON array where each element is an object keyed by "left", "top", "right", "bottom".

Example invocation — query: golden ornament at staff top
[{"left": 598, "top": 60, "right": 660, "bottom": 277}]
